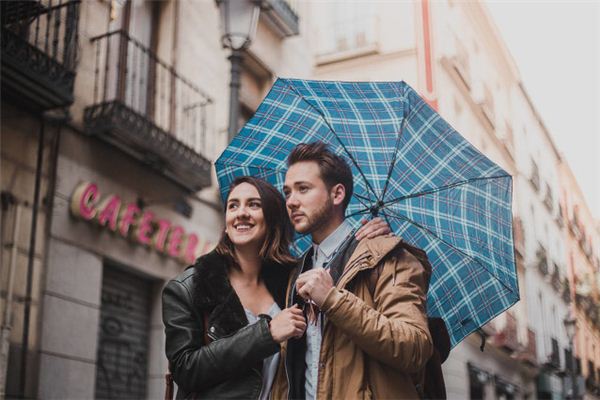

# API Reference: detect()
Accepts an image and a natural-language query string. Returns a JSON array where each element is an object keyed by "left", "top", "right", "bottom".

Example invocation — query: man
[{"left": 272, "top": 142, "right": 433, "bottom": 399}]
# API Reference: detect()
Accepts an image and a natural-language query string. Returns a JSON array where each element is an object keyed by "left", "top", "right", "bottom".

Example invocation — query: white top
[{"left": 244, "top": 302, "right": 281, "bottom": 400}]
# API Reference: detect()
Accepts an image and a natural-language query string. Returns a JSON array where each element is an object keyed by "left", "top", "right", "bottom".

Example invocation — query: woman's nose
[{"left": 237, "top": 204, "right": 250, "bottom": 216}]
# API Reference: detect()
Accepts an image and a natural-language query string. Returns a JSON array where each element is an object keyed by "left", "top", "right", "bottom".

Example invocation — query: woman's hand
[
  {"left": 355, "top": 217, "right": 391, "bottom": 240},
  {"left": 269, "top": 304, "right": 306, "bottom": 343}
]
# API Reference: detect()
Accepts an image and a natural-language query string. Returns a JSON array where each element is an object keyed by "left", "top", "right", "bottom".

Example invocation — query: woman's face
[{"left": 225, "top": 182, "right": 267, "bottom": 250}]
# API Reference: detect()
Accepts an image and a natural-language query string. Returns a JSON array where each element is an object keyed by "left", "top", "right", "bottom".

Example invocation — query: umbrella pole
[{"left": 227, "top": 49, "right": 243, "bottom": 143}]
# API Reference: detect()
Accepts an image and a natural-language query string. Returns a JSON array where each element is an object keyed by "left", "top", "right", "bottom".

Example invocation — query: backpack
[{"left": 367, "top": 243, "right": 450, "bottom": 400}]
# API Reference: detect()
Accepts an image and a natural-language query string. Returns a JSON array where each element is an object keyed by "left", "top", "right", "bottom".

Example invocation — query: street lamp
[
  {"left": 217, "top": 0, "right": 260, "bottom": 142},
  {"left": 564, "top": 311, "right": 578, "bottom": 399}
]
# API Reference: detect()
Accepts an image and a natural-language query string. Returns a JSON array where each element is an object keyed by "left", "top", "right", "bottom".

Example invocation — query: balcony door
[{"left": 108, "top": 0, "right": 159, "bottom": 118}]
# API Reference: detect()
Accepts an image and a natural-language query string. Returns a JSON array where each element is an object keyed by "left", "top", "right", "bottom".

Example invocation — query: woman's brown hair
[{"left": 215, "top": 176, "right": 296, "bottom": 266}]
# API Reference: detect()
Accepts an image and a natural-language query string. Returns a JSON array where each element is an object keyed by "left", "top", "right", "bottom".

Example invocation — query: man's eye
[{"left": 299, "top": 186, "right": 308, "bottom": 193}]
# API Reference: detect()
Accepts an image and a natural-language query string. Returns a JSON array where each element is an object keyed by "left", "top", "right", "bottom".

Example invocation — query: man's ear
[{"left": 330, "top": 183, "right": 346, "bottom": 206}]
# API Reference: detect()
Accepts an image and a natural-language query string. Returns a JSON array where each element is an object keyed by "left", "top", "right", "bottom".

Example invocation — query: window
[{"left": 317, "top": 2, "right": 376, "bottom": 56}]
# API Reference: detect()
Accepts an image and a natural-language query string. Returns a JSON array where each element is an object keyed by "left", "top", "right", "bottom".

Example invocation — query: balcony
[
  {"left": 452, "top": 39, "right": 471, "bottom": 90},
  {"left": 513, "top": 216, "right": 525, "bottom": 258},
  {"left": 259, "top": 0, "right": 299, "bottom": 37},
  {"left": 493, "top": 311, "right": 519, "bottom": 352},
  {"left": 555, "top": 204, "right": 565, "bottom": 228},
  {"left": 530, "top": 160, "right": 540, "bottom": 192},
  {"left": 551, "top": 264, "right": 561, "bottom": 291},
  {"left": 570, "top": 211, "right": 582, "bottom": 239},
  {"left": 546, "top": 337, "right": 560, "bottom": 370},
  {"left": 562, "top": 279, "right": 571, "bottom": 304},
  {"left": 536, "top": 245, "right": 549, "bottom": 276},
  {"left": 516, "top": 328, "right": 537, "bottom": 366},
  {"left": 1, "top": 0, "right": 80, "bottom": 111},
  {"left": 543, "top": 185, "right": 553, "bottom": 213},
  {"left": 84, "top": 30, "right": 213, "bottom": 192},
  {"left": 586, "top": 362, "right": 598, "bottom": 393}
]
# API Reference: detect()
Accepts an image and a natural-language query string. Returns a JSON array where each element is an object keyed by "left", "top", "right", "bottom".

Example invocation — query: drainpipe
[
  {"left": 0, "top": 196, "right": 22, "bottom": 399},
  {"left": 19, "top": 116, "right": 45, "bottom": 397}
]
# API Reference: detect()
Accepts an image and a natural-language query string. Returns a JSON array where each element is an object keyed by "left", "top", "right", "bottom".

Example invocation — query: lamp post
[
  {"left": 217, "top": 0, "right": 260, "bottom": 142},
  {"left": 564, "top": 311, "right": 578, "bottom": 399}
]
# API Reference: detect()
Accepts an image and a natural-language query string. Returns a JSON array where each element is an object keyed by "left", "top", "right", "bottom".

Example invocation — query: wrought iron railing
[
  {"left": 1, "top": 0, "right": 79, "bottom": 68},
  {"left": 526, "top": 328, "right": 537, "bottom": 361},
  {"left": 548, "top": 337, "right": 560, "bottom": 369},
  {"left": 513, "top": 216, "right": 525, "bottom": 257},
  {"left": 88, "top": 30, "right": 212, "bottom": 154},
  {"left": 530, "top": 160, "right": 540, "bottom": 192},
  {"left": 1, "top": 0, "right": 80, "bottom": 107},
  {"left": 493, "top": 311, "right": 519, "bottom": 352}
]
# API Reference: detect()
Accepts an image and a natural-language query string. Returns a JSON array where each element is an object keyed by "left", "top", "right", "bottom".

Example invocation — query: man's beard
[{"left": 295, "top": 196, "right": 334, "bottom": 235}]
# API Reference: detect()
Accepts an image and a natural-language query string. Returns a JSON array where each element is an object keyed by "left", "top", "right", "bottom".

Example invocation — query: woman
[
  {"left": 163, "top": 176, "right": 303, "bottom": 399},
  {"left": 163, "top": 176, "right": 388, "bottom": 399}
]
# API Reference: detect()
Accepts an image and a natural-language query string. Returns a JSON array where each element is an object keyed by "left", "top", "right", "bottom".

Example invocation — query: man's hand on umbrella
[
  {"left": 296, "top": 268, "right": 334, "bottom": 308},
  {"left": 355, "top": 217, "right": 391, "bottom": 240}
]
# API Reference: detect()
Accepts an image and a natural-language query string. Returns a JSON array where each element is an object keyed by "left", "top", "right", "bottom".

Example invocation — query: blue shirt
[{"left": 304, "top": 220, "right": 354, "bottom": 400}]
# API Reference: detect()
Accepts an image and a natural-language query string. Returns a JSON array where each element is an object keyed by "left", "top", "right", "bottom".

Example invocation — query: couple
[{"left": 162, "top": 142, "right": 433, "bottom": 399}]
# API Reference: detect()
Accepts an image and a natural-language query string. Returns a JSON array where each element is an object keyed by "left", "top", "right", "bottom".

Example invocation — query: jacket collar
[
  {"left": 345, "top": 234, "right": 403, "bottom": 272},
  {"left": 192, "top": 249, "right": 292, "bottom": 311}
]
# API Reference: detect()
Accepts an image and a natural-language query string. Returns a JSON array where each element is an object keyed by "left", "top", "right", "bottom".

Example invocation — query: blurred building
[
  {"left": 0, "top": 0, "right": 309, "bottom": 398},
  {"left": 560, "top": 161, "right": 600, "bottom": 399},
  {"left": 307, "top": 1, "right": 594, "bottom": 399}
]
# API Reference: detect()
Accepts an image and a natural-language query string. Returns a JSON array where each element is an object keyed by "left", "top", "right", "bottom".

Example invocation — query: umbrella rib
[
  {"left": 353, "top": 193, "right": 374, "bottom": 210},
  {"left": 379, "top": 116, "right": 408, "bottom": 206},
  {"left": 380, "top": 210, "right": 517, "bottom": 295},
  {"left": 282, "top": 80, "right": 379, "bottom": 200},
  {"left": 384, "top": 174, "right": 510, "bottom": 206}
]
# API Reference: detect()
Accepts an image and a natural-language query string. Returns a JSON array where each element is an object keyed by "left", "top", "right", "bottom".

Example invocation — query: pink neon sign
[{"left": 70, "top": 182, "right": 213, "bottom": 264}]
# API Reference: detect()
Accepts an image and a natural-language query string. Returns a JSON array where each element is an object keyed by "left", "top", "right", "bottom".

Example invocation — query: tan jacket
[{"left": 272, "top": 235, "right": 433, "bottom": 399}]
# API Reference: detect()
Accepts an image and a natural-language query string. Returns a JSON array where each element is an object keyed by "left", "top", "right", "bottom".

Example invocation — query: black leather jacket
[{"left": 162, "top": 250, "right": 293, "bottom": 399}]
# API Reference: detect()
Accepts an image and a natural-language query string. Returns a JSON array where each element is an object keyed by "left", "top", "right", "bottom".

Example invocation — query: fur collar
[{"left": 192, "top": 250, "right": 294, "bottom": 336}]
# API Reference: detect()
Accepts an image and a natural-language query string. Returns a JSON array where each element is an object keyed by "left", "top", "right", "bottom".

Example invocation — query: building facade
[
  {"left": 307, "top": 1, "right": 591, "bottom": 399},
  {"left": 0, "top": 0, "right": 309, "bottom": 398},
  {"left": 560, "top": 161, "right": 600, "bottom": 399}
]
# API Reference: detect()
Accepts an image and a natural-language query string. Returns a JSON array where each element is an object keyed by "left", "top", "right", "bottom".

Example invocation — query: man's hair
[{"left": 287, "top": 142, "right": 353, "bottom": 210}]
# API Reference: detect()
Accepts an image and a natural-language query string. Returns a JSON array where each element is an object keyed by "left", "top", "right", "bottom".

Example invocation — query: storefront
[{"left": 35, "top": 129, "right": 222, "bottom": 399}]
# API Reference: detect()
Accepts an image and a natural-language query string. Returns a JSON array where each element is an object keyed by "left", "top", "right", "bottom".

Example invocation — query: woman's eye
[
  {"left": 249, "top": 201, "right": 261, "bottom": 208},
  {"left": 299, "top": 186, "right": 308, "bottom": 193},
  {"left": 227, "top": 203, "right": 238, "bottom": 210}
]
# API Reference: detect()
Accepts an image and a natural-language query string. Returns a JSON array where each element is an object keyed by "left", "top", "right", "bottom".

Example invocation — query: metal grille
[{"left": 95, "top": 265, "right": 151, "bottom": 399}]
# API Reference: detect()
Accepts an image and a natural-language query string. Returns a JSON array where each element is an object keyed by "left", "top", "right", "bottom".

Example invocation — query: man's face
[{"left": 283, "top": 161, "right": 334, "bottom": 235}]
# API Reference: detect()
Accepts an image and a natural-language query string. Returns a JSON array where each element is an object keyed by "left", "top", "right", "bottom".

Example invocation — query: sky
[{"left": 485, "top": 1, "right": 600, "bottom": 218}]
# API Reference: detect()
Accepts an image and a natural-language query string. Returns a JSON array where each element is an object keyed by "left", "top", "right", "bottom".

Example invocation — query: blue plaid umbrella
[{"left": 215, "top": 78, "right": 517, "bottom": 346}]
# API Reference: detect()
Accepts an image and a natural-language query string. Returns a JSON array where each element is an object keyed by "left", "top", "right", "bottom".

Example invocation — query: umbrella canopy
[{"left": 215, "top": 78, "right": 517, "bottom": 346}]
